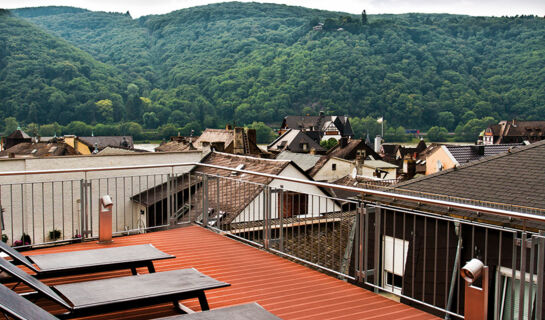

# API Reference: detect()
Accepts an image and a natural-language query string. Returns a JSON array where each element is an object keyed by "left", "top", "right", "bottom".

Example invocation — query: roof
[
  {"left": 282, "top": 115, "right": 353, "bottom": 137},
  {"left": 194, "top": 129, "right": 234, "bottom": 148},
  {"left": 395, "top": 139, "right": 545, "bottom": 211},
  {"left": 307, "top": 155, "right": 329, "bottom": 177},
  {"left": 490, "top": 120, "right": 545, "bottom": 138},
  {"left": 0, "top": 142, "right": 79, "bottom": 158},
  {"left": 444, "top": 143, "right": 522, "bottom": 164},
  {"left": 275, "top": 151, "right": 322, "bottom": 172},
  {"left": 78, "top": 136, "right": 133, "bottom": 150},
  {"left": 363, "top": 160, "right": 398, "bottom": 169},
  {"left": 327, "top": 139, "right": 381, "bottom": 160},
  {"left": 95, "top": 146, "right": 147, "bottom": 156},
  {"left": 192, "top": 152, "right": 291, "bottom": 223},
  {"left": 6, "top": 129, "right": 31, "bottom": 139},
  {"left": 155, "top": 140, "right": 197, "bottom": 152},
  {"left": 268, "top": 129, "right": 326, "bottom": 153},
  {"left": 13, "top": 226, "right": 437, "bottom": 319}
]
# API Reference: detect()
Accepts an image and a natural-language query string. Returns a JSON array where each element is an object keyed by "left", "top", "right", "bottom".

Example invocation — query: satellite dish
[{"left": 351, "top": 167, "right": 357, "bottom": 179}]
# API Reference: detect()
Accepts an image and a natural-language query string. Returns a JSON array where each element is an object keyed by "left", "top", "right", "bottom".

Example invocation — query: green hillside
[{"left": 4, "top": 3, "right": 545, "bottom": 139}]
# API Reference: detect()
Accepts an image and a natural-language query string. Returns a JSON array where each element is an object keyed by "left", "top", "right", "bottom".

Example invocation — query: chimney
[
  {"left": 339, "top": 137, "right": 348, "bottom": 148},
  {"left": 233, "top": 127, "right": 244, "bottom": 154},
  {"left": 246, "top": 128, "right": 257, "bottom": 146},
  {"left": 8, "top": 152, "right": 15, "bottom": 159},
  {"left": 226, "top": 124, "right": 233, "bottom": 130},
  {"left": 472, "top": 145, "right": 485, "bottom": 156}
]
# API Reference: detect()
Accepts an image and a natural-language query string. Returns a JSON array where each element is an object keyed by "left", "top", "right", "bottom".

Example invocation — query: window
[
  {"left": 279, "top": 192, "right": 308, "bottom": 218},
  {"left": 382, "top": 236, "right": 409, "bottom": 295},
  {"left": 332, "top": 163, "right": 337, "bottom": 171},
  {"left": 436, "top": 160, "right": 443, "bottom": 172},
  {"left": 497, "top": 267, "right": 537, "bottom": 320}
]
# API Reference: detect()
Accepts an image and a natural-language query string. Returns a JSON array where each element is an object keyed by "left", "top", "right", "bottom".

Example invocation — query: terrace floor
[{"left": 19, "top": 225, "right": 438, "bottom": 319}]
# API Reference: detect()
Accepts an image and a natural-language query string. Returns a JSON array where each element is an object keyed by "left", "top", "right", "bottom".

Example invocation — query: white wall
[
  {"left": 312, "top": 158, "right": 353, "bottom": 182},
  {"left": 233, "top": 164, "right": 342, "bottom": 223},
  {"left": 0, "top": 151, "right": 203, "bottom": 245}
]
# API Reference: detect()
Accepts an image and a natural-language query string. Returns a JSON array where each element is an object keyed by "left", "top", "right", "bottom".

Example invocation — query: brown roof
[
  {"left": 0, "top": 142, "right": 79, "bottom": 158},
  {"left": 78, "top": 136, "right": 133, "bottom": 150},
  {"left": 395, "top": 139, "right": 545, "bottom": 211},
  {"left": 131, "top": 173, "right": 197, "bottom": 207},
  {"left": 327, "top": 139, "right": 381, "bottom": 160},
  {"left": 155, "top": 140, "right": 196, "bottom": 152},
  {"left": 194, "top": 129, "right": 234, "bottom": 148},
  {"left": 6, "top": 129, "right": 30, "bottom": 139},
  {"left": 490, "top": 120, "right": 545, "bottom": 138},
  {"left": 192, "top": 152, "right": 291, "bottom": 223}
]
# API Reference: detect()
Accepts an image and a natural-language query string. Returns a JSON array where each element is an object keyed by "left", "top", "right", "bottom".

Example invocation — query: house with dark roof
[
  {"left": 131, "top": 152, "right": 340, "bottom": 228},
  {"left": 0, "top": 141, "right": 80, "bottom": 158},
  {"left": 280, "top": 113, "right": 354, "bottom": 142},
  {"left": 357, "top": 140, "right": 545, "bottom": 317},
  {"left": 267, "top": 129, "right": 326, "bottom": 154},
  {"left": 327, "top": 138, "right": 381, "bottom": 161},
  {"left": 424, "top": 143, "right": 523, "bottom": 175},
  {"left": 1, "top": 128, "right": 31, "bottom": 150},
  {"left": 77, "top": 136, "right": 134, "bottom": 152},
  {"left": 481, "top": 119, "right": 545, "bottom": 145}
]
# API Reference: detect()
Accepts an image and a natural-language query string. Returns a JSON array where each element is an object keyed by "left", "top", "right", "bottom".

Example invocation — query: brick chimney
[
  {"left": 233, "top": 127, "right": 244, "bottom": 154},
  {"left": 246, "top": 128, "right": 257, "bottom": 146}
]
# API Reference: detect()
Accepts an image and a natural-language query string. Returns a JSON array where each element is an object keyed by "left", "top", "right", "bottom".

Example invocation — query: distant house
[
  {"left": 275, "top": 151, "right": 322, "bottom": 173},
  {"left": 482, "top": 119, "right": 545, "bottom": 144},
  {"left": 327, "top": 138, "right": 381, "bottom": 161},
  {"left": 0, "top": 140, "right": 80, "bottom": 158},
  {"left": 309, "top": 156, "right": 354, "bottom": 182},
  {"left": 267, "top": 129, "right": 326, "bottom": 154},
  {"left": 131, "top": 152, "right": 340, "bottom": 227},
  {"left": 1, "top": 128, "right": 31, "bottom": 150},
  {"left": 155, "top": 136, "right": 197, "bottom": 152},
  {"left": 194, "top": 127, "right": 266, "bottom": 156},
  {"left": 77, "top": 136, "right": 134, "bottom": 153},
  {"left": 425, "top": 143, "right": 522, "bottom": 175},
  {"left": 280, "top": 112, "right": 354, "bottom": 142}
]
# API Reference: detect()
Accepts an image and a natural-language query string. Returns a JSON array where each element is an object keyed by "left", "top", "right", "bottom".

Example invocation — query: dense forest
[{"left": 1, "top": 3, "right": 545, "bottom": 141}]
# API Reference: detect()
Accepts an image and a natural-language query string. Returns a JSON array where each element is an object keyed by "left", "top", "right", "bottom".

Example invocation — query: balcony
[{"left": 0, "top": 157, "right": 544, "bottom": 319}]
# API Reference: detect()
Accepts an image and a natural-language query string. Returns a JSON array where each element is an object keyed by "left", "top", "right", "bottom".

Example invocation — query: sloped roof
[
  {"left": 327, "top": 139, "right": 380, "bottom": 160},
  {"left": 6, "top": 129, "right": 31, "bottom": 139},
  {"left": 78, "top": 136, "right": 133, "bottom": 150},
  {"left": 282, "top": 115, "right": 353, "bottom": 137},
  {"left": 155, "top": 140, "right": 197, "bottom": 152},
  {"left": 95, "top": 146, "right": 148, "bottom": 156},
  {"left": 445, "top": 144, "right": 522, "bottom": 164},
  {"left": 363, "top": 160, "right": 398, "bottom": 169},
  {"left": 276, "top": 151, "right": 322, "bottom": 172},
  {"left": 194, "top": 129, "right": 234, "bottom": 147},
  {"left": 395, "top": 139, "right": 545, "bottom": 211},
  {"left": 307, "top": 156, "right": 329, "bottom": 177},
  {"left": 0, "top": 142, "right": 79, "bottom": 158},
  {"left": 193, "top": 152, "right": 291, "bottom": 223},
  {"left": 490, "top": 120, "right": 545, "bottom": 137},
  {"left": 268, "top": 129, "right": 325, "bottom": 153}
]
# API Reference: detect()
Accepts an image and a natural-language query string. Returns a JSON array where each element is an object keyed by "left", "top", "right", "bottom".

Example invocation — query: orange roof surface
[{"left": 13, "top": 226, "right": 438, "bottom": 320}]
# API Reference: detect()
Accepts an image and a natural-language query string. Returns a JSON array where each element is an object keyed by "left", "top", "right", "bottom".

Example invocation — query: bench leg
[
  {"left": 130, "top": 267, "right": 137, "bottom": 275},
  {"left": 173, "top": 301, "right": 195, "bottom": 314},
  {"left": 147, "top": 262, "right": 156, "bottom": 273},
  {"left": 197, "top": 291, "right": 210, "bottom": 311}
]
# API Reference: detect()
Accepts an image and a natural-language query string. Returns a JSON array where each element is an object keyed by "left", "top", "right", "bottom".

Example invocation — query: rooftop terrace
[{"left": 11, "top": 225, "right": 437, "bottom": 320}]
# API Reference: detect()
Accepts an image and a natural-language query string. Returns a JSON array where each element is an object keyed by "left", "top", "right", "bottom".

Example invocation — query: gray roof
[
  {"left": 78, "top": 136, "right": 133, "bottom": 150},
  {"left": 395, "top": 139, "right": 545, "bottom": 211},
  {"left": 268, "top": 129, "right": 326, "bottom": 153},
  {"left": 445, "top": 144, "right": 522, "bottom": 164},
  {"left": 276, "top": 151, "right": 322, "bottom": 172}
]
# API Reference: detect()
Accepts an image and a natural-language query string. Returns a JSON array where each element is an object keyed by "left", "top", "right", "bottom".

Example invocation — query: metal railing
[{"left": 0, "top": 162, "right": 544, "bottom": 319}]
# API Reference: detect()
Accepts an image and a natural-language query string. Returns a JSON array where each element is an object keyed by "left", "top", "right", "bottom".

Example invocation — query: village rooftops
[
  {"left": 267, "top": 129, "right": 326, "bottom": 154},
  {"left": 281, "top": 115, "right": 354, "bottom": 137},
  {"left": 0, "top": 141, "right": 79, "bottom": 158},
  {"left": 78, "top": 136, "right": 134, "bottom": 150},
  {"left": 396, "top": 139, "right": 545, "bottom": 213},
  {"left": 327, "top": 138, "right": 381, "bottom": 160},
  {"left": 443, "top": 143, "right": 523, "bottom": 165}
]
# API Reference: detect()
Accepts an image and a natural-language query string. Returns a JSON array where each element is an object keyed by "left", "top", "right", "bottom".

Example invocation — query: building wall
[
  {"left": 233, "top": 164, "right": 342, "bottom": 223},
  {"left": 0, "top": 151, "right": 203, "bottom": 245},
  {"left": 312, "top": 158, "right": 353, "bottom": 182},
  {"left": 425, "top": 146, "right": 457, "bottom": 175}
]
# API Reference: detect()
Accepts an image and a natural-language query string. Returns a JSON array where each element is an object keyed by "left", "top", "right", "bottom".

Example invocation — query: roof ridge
[{"left": 396, "top": 140, "right": 545, "bottom": 188}]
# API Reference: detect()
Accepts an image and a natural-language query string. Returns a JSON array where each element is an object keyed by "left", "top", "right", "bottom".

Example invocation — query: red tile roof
[{"left": 12, "top": 226, "right": 438, "bottom": 320}]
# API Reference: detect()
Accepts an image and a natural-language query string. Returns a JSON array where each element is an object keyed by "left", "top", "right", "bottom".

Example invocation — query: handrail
[{"left": 1, "top": 161, "right": 544, "bottom": 224}]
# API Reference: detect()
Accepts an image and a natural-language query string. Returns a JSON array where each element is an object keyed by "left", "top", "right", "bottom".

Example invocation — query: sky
[{"left": 2, "top": 0, "right": 545, "bottom": 18}]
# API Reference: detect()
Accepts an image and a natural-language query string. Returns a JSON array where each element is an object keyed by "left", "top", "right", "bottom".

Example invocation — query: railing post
[
  {"left": 166, "top": 174, "right": 172, "bottom": 225},
  {"left": 80, "top": 179, "right": 92, "bottom": 238},
  {"left": 279, "top": 188, "right": 284, "bottom": 252},
  {"left": 374, "top": 206, "right": 381, "bottom": 292},
  {"left": 537, "top": 231, "right": 545, "bottom": 320},
  {"left": 354, "top": 204, "right": 365, "bottom": 282},
  {"left": 202, "top": 175, "right": 208, "bottom": 227},
  {"left": 263, "top": 186, "right": 271, "bottom": 250}
]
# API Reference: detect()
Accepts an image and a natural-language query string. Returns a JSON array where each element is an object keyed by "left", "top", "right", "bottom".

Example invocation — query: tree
[
  {"left": 248, "top": 121, "right": 275, "bottom": 144},
  {"left": 65, "top": 121, "right": 92, "bottom": 136},
  {"left": 142, "top": 112, "right": 159, "bottom": 129},
  {"left": 95, "top": 99, "right": 114, "bottom": 123},
  {"left": 427, "top": 126, "right": 448, "bottom": 142},
  {"left": 3, "top": 117, "right": 18, "bottom": 135},
  {"left": 361, "top": 10, "right": 368, "bottom": 25},
  {"left": 158, "top": 123, "right": 178, "bottom": 139},
  {"left": 320, "top": 138, "right": 338, "bottom": 150},
  {"left": 25, "top": 123, "right": 40, "bottom": 137},
  {"left": 39, "top": 122, "right": 62, "bottom": 136},
  {"left": 437, "top": 112, "right": 455, "bottom": 131}
]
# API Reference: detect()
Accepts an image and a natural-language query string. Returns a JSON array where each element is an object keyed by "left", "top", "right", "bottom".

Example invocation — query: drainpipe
[{"left": 445, "top": 222, "right": 462, "bottom": 320}]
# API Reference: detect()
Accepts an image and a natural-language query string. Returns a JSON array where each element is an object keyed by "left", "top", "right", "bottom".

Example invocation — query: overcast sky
[{"left": 3, "top": 0, "right": 545, "bottom": 18}]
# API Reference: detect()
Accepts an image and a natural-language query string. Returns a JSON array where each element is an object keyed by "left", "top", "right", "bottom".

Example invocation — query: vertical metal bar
[
  {"left": 412, "top": 214, "right": 416, "bottom": 299},
  {"left": 279, "top": 189, "right": 284, "bottom": 252},
  {"left": 51, "top": 182, "right": 55, "bottom": 240},
  {"left": 518, "top": 232, "right": 526, "bottom": 320},
  {"left": 528, "top": 235, "right": 536, "bottom": 320},
  {"left": 364, "top": 205, "right": 369, "bottom": 283},
  {"left": 422, "top": 217, "right": 427, "bottom": 302},
  {"left": 402, "top": 212, "right": 406, "bottom": 295},
  {"left": 536, "top": 231, "right": 544, "bottom": 320},
  {"left": 41, "top": 183, "right": 45, "bottom": 242},
  {"left": 202, "top": 175, "right": 208, "bottom": 227},
  {"left": 445, "top": 221, "right": 450, "bottom": 309},
  {"left": 511, "top": 233, "right": 517, "bottom": 320},
  {"left": 494, "top": 230, "right": 503, "bottom": 320},
  {"left": 374, "top": 207, "right": 381, "bottom": 292},
  {"left": 20, "top": 184, "right": 24, "bottom": 245},
  {"left": 89, "top": 179, "right": 93, "bottom": 237},
  {"left": 433, "top": 219, "right": 438, "bottom": 306},
  {"left": 71, "top": 181, "right": 74, "bottom": 238},
  {"left": 9, "top": 185, "right": 13, "bottom": 245},
  {"left": 79, "top": 180, "right": 85, "bottom": 238},
  {"left": 188, "top": 174, "right": 192, "bottom": 221},
  {"left": 392, "top": 210, "right": 396, "bottom": 293},
  {"left": 263, "top": 186, "right": 269, "bottom": 250},
  {"left": 31, "top": 183, "right": 35, "bottom": 245},
  {"left": 61, "top": 182, "right": 65, "bottom": 240}
]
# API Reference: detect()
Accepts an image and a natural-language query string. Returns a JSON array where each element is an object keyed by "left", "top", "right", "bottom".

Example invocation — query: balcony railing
[{"left": 0, "top": 162, "right": 544, "bottom": 319}]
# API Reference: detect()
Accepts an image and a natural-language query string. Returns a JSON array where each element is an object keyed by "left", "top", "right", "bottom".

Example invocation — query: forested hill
[{"left": 4, "top": 3, "right": 545, "bottom": 138}]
